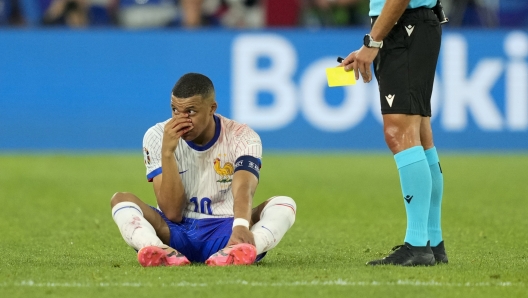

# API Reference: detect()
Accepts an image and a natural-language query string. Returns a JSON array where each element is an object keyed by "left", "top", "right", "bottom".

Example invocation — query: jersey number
[{"left": 189, "top": 197, "right": 213, "bottom": 215}]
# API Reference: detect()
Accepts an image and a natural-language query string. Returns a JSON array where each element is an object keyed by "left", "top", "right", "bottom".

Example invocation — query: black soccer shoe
[
  {"left": 431, "top": 241, "right": 448, "bottom": 264},
  {"left": 367, "top": 242, "right": 435, "bottom": 266}
]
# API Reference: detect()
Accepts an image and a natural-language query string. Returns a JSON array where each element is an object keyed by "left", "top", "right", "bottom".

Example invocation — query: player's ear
[{"left": 209, "top": 101, "right": 217, "bottom": 115}]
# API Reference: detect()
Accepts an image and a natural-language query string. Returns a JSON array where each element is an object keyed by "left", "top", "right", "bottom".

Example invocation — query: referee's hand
[{"left": 341, "top": 46, "right": 379, "bottom": 83}]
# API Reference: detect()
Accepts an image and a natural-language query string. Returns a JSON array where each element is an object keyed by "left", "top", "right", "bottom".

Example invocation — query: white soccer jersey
[{"left": 142, "top": 114, "right": 262, "bottom": 219}]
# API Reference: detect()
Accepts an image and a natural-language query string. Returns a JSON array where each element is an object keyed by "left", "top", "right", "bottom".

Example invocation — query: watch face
[{"left": 363, "top": 35, "right": 370, "bottom": 47}]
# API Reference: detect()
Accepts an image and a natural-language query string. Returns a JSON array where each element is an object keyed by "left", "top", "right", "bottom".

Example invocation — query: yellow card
[{"left": 326, "top": 67, "right": 356, "bottom": 87}]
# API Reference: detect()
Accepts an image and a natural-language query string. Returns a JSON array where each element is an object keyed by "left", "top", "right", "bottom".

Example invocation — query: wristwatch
[{"left": 363, "top": 34, "right": 383, "bottom": 48}]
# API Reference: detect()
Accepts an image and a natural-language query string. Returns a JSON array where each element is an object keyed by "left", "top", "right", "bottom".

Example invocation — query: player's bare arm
[
  {"left": 154, "top": 114, "right": 193, "bottom": 222},
  {"left": 227, "top": 170, "right": 258, "bottom": 247},
  {"left": 342, "top": 0, "right": 410, "bottom": 83}
]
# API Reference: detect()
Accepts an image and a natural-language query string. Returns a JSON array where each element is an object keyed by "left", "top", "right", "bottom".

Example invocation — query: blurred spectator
[
  {"left": 498, "top": 0, "right": 528, "bottom": 27},
  {"left": 115, "top": 0, "right": 178, "bottom": 28},
  {"left": 2, "top": 0, "right": 527, "bottom": 28},
  {"left": 180, "top": 0, "right": 201, "bottom": 27},
  {"left": 88, "top": 0, "right": 117, "bottom": 26},
  {"left": 300, "top": 0, "right": 369, "bottom": 27},
  {"left": 0, "top": 0, "right": 26, "bottom": 26},
  {"left": 37, "top": 0, "right": 264, "bottom": 29},
  {"left": 443, "top": 0, "right": 499, "bottom": 27},
  {"left": 41, "top": 0, "right": 89, "bottom": 27},
  {"left": 200, "top": 0, "right": 263, "bottom": 28},
  {"left": 264, "top": 0, "right": 301, "bottom": 27},
  {"left": 222, "top": 0, "right": 263, "bottom": 28}
]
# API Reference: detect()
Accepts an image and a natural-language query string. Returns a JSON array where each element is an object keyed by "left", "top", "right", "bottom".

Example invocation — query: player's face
[{"left": 171, "top": 94, "right": 217, "bottom": 145}]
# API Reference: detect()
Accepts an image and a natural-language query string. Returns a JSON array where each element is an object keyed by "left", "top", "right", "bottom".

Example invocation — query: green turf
[{"left": 0, "top": 153, "right": 527, "bottom": 298}]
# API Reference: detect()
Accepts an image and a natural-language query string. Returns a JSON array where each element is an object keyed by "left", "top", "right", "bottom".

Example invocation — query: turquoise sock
[
  {"left": 394, "top": 146, "right": 432, "bottom": 247},
  {"left": 425, "top": 147, "right": 444, "bottom": 247}
]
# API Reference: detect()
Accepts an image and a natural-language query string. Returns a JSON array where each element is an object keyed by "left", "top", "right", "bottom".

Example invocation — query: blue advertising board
[{"left": 1, "top": 29, "right": 527, "bottom": 151}]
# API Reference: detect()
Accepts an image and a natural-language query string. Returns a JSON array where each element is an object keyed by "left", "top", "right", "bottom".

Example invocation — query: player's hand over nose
[
  {"left": 227, "top": 226, "right": 255, "bottom": 247},
  {"left": 162, "top": 114, "right": 193, "bottom": 153},
  {"left": 343, "top": 46, "right": 379, "bottom": 83}
]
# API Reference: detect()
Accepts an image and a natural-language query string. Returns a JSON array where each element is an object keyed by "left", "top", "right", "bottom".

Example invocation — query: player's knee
[
  {"left": 383, "top": 126, "right": 401, "bottom": 151},
  {"left": 267, "top": 196, "right": 297, "bottom": 214},
  {"left": 110, "top": 192, "right": 136, "bottom": 208}
]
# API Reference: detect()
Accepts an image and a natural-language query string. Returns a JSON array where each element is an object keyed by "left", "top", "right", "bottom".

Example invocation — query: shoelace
[
  {"left": 390, "top": 245, "right": 405, "bottom": 251},
  {"left": 384, "top": 245, "right": 412, "bottom": 260}
]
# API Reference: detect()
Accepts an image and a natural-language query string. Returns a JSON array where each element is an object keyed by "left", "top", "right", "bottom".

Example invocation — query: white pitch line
[{"left": 0, "top": 280, "right": 524, "bottom": 288}]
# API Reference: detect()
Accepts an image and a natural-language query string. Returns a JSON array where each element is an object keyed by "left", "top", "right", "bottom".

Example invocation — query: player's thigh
[{"left": 110, "top": 192, "right": 170, "bottom": 243}]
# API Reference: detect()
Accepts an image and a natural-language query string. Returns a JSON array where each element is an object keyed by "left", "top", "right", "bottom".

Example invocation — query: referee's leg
[
  {"left": 420, "top": 118, "right": 448, "bottom": 264},
  {"left": 384, "top": 113, "right": 432, "bottom": 253},
  {"left": 365, "top": 114, "right": 435, "bottom": 266},
  {"left": 383, "top": 115, "right": 422, "bottom": 154}
]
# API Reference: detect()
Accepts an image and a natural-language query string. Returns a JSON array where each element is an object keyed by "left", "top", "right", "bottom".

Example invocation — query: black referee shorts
[{"left": 372, "top": 8, "right": 442, "bottom": 116}]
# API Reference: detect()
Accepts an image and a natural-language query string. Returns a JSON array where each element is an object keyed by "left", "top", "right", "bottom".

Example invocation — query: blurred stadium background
[{"left": 0, "top": 0, "right": 528, "bottom": 152}]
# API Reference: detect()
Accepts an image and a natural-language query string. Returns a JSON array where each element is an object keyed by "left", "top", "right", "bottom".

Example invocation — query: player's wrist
[
  {"left": 232, "top": 218, "right": 249, "bottom": 229},
  {"left": 161, "top": 149, "right": 176, "bottom": 158}
]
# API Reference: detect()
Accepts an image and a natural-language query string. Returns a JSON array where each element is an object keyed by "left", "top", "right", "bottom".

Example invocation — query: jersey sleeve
[
  {"left": 232, "top": 125, "right": 263, "bottom": 180},
  {"left": 234, "top": 125, "right": 262, "bottom": 160},
  {"left": 143, "top": 125, "right": 163, "bottom": 182}
]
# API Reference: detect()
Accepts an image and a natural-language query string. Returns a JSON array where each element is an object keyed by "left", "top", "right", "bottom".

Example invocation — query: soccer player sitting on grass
[{"left": 110, "top": 73, "right": 297, "bottom": 267}]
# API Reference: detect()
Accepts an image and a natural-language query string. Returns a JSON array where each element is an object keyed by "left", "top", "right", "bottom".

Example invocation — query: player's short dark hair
[{"left": 172, "top": 73, "right": 215, "bottom": 99}]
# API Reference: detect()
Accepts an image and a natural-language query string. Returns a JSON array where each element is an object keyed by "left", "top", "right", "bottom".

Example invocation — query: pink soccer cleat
[
  {"left": 137, "top": 246, "right": 191, "bottom": 267},
  {"left": 205, "top": 243, "right": 257, "bottom": 266}
]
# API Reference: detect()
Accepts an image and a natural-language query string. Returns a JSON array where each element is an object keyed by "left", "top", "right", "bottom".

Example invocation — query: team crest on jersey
[
  {"left": 213, "top": 157, "right": 233, "bottom": 183},
  {"left": 143, "top": 147, "right": 151, "bottom": 165}
]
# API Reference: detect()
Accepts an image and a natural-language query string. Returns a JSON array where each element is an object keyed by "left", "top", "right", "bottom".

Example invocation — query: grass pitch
[{"left": 0, "top": 153, "right": 527, "bottom": 298}]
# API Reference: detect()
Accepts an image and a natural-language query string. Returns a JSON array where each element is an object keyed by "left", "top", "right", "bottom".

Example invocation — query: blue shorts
[{"left": 151, "top": 207, "right": 266, "bottom": 263}]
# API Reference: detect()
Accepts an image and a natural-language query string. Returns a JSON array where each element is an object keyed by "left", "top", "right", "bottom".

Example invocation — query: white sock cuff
[
  {"left": 262, "top": 196, "right": 297, "bottom": 216},
  {"left": 111, "top": 201, "right": 143, "bottom": 218}
]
